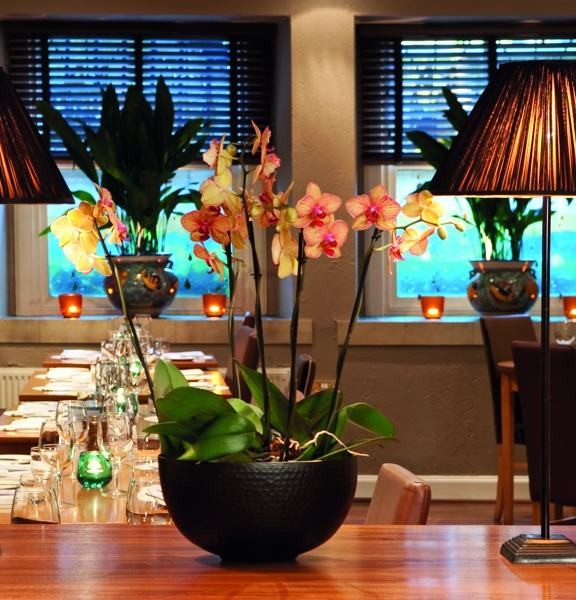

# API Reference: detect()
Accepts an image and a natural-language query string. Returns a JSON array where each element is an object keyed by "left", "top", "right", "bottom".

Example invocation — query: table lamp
[{"left": 429, "top": 61, "right": 576, "bottom": 563}]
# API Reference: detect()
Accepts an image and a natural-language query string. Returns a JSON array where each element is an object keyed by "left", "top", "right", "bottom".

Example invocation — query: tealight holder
[
  {"left": 58, "top": 293, "right": 83, "bottom": 318},
  {"left": 562, "top": 296, "right": 576, "bottom": 319},
  {"left": 77, "top": 451, "right": 112, "bottom": 489},
  {"left": 202, "top": 293, "right": 227, "bottom": 318},
  {"left": 419, "top": 296, "right": 445, "bottom": 320}
]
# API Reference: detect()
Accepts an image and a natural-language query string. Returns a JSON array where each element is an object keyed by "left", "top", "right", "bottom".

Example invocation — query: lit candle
[
  {"left": 58, "top": 293, "right": 83, "bottom": 318},
  {"left": 202, "top": 293, "right": 227, "bottom": 318},
  {"left": 77, "top": 451, "right": 112, "bottom": 489},
  {"left": 562, "top": 296, "right": 576, "bottom": 320},
  {"left": 420, "top": 296, "right": 445, "bottom": 320}
]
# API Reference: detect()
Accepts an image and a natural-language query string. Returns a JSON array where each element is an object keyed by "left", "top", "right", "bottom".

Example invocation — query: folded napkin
[
  {"left": 0, "top": 454, "right": 31, "bottom": 463},
  {"left": 180, "top": 368, "right": 205, "bottom": 378},
  {"left": 188, "top": 381, "right": 215, "bottom": 390},
  {"left": 0, "top": 492, "right": 16, "bottom": 506},
  {"left": 0, "top": 417, "right": 47, "bottom": 432},
  {"left": 5, "top": 403, "right": 56, "bottom": 418},
  {"left": 162, "top": 351, "right": 206, "bottom": 361},
  {"left": 60, "top": 349, "right": 102, "bottom": 358},
  {"left": 46, "top": 368, "right": 92, "bottom": 381},
  {"left": 33, "top": 381, "right": 95, "bottom": 392}
]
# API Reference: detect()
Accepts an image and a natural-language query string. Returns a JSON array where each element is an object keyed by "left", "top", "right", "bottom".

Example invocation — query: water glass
[
  {"left": 154, "top": 338, "right": 171, "bottom": 357},
  {"left": 11, "top": 474, "right": 59, "bottom": 524},
  {"left": 126, "top": 463, "right": 171, "bottom": 525},
  {"left": 555, "top": 319, "right": 576, "bottom": 345},
  {"left": 30, "top": 446, "right": 52, "bottom": 483},
  {"left": 97, "top": 412, "right": 133, "bottom": 497}
]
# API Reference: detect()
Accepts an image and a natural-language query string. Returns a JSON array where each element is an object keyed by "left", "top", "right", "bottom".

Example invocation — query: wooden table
[
  {"left": 43, "top": 354, "right": 219, "bottom": 370},
  {"left": 18, "top": 370, "right": 231, "bottom": 403},
  {"left": 1, "top": 524, "right": 576, "bottom": 598},
  {"left": 0, "top": 410, "right": 38, "bottom": 455},
  {"left": 497, "top": 359, "right": 519, "bottom": 526}
]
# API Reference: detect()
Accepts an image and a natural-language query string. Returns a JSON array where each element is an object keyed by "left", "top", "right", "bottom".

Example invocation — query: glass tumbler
[
  {"left": 11, "top": 474, "right": 60, "bottom": 524},
  {"left": 126, "top": 463, "right": 171, "bottom": 525}
]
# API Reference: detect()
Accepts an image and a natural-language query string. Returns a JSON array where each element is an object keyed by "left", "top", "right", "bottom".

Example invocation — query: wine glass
[
  {"left": 56, "top": 400, "right": 89, "bottom": 479},
  {"left": 95, "top": 358, "right": 120, "bottom": 403},
  {"left": 97, "top": 412, "right": 133, "bottom": 497},
  {"left": 555, "top": 319, "right": 576, "bottom": 345},
  {"left": 38, "top": 421, "right": 73, "bottom": 505}
]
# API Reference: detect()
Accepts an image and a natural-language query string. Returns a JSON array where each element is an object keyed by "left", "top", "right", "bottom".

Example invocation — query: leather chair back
[
  {"left": 512, "top": 341, "right": 576, "bottom": 506},
  {"left": 365, "top": 463, "right": 431, "bottom": 525},
  {"left": 295, "top": 353, "right": 316, "bottom": 397},
  {"left": 224, "top": 325, "right": 259, "bottom": 402}
]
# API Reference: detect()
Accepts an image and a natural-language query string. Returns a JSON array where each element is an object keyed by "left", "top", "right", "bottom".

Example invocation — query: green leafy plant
[
  {"left": 406, "top": 87, "right": 546, "bottom": 260},
  {"left": 144, "top": 122, "right": 461, "bottom": 463},
  {"left": 38, "top": 77, "right": 208, "bottom": 254}
]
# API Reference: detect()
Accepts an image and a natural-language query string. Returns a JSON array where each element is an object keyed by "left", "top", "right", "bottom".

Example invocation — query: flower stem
[
  {"left": 281, "top": 230, "right": 306, "bottom": 461},
  {"left": 225, "top": 244, "right": 239, "bottom": 398},
  {"left": 316, "top": 228, "right": 381, "bottom": 457},
  {"left": 94, "top": 226, "right": 155, "bottom": 407}
]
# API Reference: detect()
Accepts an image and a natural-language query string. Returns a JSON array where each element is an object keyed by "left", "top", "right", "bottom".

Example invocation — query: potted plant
[
  {"left": 141, "top": 123, "right": 462, "bottom": 561},
  {"left": 407, "top": 87, "right": 543, "bottom": 314},
  {"left": 38, "top": 77, "right": 208, "bottom": 316}
]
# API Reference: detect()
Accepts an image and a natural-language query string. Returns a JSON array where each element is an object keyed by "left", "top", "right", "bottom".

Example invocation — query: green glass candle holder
[{"left": 77, "top": 451, "right": 112, "bottom": 489}]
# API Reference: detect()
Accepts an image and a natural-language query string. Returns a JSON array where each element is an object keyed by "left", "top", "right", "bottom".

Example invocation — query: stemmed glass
[
  {"left": 95, "top": 358, "right": 120, "bottom": 404},
  {"left": 97, "top": 412, "right": 133, "bottom": 497},
  {"left": 38, "top": 420, "right": 74, "bottom": 506},
  {"left": 56, "top": 400, "right": 89, "bottom": 479}
]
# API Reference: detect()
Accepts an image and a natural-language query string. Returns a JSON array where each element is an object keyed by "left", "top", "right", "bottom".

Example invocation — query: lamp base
[{"left": 501, "top": 534, "right": 576, "bottom": 564}]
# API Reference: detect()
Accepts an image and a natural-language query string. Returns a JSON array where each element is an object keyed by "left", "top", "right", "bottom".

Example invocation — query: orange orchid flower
[
  {"left": 202, "top": 135, "right": 236, "bottom": 176},
  {"left": 50, "top": 202, "right": 99, "bottom": 255},
  {"left": 62, "top": 241, "right": 111, "bottom": 276},
  {"left": 229, "top": 213, "right": 249, "bottom": 251},
  {"left": 303, "top": 219, "right": 349, "bottom": 259},
  {"left": 200, "top": 169, "right": 243, "bottom": 215},
  {"left": 345, "top": 185, "right": 401, "bottom": 231},
  {"left": 402, "top": 190, "right": 445, "bottom": 226},
  {"left": 400, "top": 227, "right": 436, "bottom": 256},
  {"left": 193, "top": 244, "right": 226, "bottom": 281},
  {"left": 253, "top": 151, "right": 281, "bottom": 185},
  {"left": 271, "top": 233, "right": 299, "bottom": 278},
  {"left": 387, "top": 235, "right": 407, "bottom": 274},
  {"left": 294, "top": 182, "right": 342, "bottom": 228},
  {"left": 251, "top": 121, "right": 272, "bottom": 158},
  {"left": 181, "top": 206, "right": 230, "bottom": 245}
]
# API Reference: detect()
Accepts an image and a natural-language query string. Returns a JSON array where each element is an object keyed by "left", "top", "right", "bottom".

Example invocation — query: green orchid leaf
[
  {"left": 177, "top": 414, "right": 257, "bottom": 461},
  {"left": 156, "top": 387, "right": 236, "bottom": 424},
  {"left": 333, "top": 403, "right": 395, "bottom": 441},
  {"left": 296, "top": 388, "right": 342, "bottom": 432},
  {"left": 229, "top": 398, "right": 264, "bottom": 434},
  {"left": 153, "top": 359, "right": 188, "bottom": 399},
  {"left": 143, "top": 421, "right": 201, "bottom": 444},
  {"left": 237, "top": 363, "right": 312, "bottom": 443},
  {"left": 72, "top": 190, "right": 97, "bottom": 204}
]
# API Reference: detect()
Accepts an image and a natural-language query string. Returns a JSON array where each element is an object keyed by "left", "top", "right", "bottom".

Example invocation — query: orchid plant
[{"left": 145, "top": 122, "right": 463, "bottom": 463}]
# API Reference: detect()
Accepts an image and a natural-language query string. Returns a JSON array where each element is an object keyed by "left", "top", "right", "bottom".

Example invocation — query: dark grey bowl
[{"left": 158, "top": 455, "right": 357, "bottom": 562}]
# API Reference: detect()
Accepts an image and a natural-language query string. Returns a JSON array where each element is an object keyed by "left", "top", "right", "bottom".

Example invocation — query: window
[
  {"left": 357, "top": 22, "right": 576, "bottom": 315},
  {"left": 5, "top": 21, "right": 275, "bottom": 316}
]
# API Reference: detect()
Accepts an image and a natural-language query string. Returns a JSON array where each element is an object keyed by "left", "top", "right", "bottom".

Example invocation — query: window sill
[{"left": 0, "top": 317, "right": 313, "bottom": 346}]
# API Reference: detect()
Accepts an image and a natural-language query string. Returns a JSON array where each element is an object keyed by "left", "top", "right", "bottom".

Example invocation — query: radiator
[{"left": 0, "top": 368, "right": 38, "bottom": 409}]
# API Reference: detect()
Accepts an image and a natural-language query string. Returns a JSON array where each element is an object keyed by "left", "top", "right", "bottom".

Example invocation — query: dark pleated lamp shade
[
  {"left": 428, "top": 61, "right": 576, "bottom": 198},
  {"left": 0, "top": 68, "right": 73, "bottom": 204}
]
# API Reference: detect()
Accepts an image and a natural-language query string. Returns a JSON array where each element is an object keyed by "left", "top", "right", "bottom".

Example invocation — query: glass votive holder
[
  {"left": 562, "top": 296, "right": 576, "bottom": 319},
  {"left": 58, "top": 293, "right": 83, "bottom": 318},
  {"left": 77, "top": 451, "right": 112, "bottom": 489},
  {"left": 419, "top": 296, "right": 445, "bottom": 319},
  {"left": 202, "top": 293, "right": 227, "bottom": 317}
]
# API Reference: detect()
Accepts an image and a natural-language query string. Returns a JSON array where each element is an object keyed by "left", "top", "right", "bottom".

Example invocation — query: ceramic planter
[
  {"left": 158, "top": 455, "right": 358, "bottom": 562},
  {"left": 103, "top": 254, "right": 178, "bottom": 318}
]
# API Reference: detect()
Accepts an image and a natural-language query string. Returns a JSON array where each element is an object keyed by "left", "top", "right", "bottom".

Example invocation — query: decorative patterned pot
[
  {"left": 103, "top": 254, "right": 178, "bottom": 318},
  {"left": 467, "top": 260, "right": 539, "bottom": 315},
  {"left": 158, "top": 455, "right": 358, "bottom": 562}
]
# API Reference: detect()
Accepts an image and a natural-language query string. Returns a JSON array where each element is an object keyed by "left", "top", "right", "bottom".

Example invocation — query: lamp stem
[{"left": 540, "top": 195, "right": 552, "bottom": 540}]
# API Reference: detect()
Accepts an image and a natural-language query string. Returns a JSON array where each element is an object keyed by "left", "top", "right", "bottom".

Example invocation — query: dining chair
[
  {"left": 295, "top": 353, "right": 316, "bottom": 397},
  {"left": 224, "top": 324, "right": 259, "bottom": 402},
  {"left": 364, "top": 463, "right": 431, "bottom": 525},
  {"left": 512, "top": 340, "right": 576, "bottom": 524},
  {"left": 479, "top": 315, "right": 536, "bottom": 521}
]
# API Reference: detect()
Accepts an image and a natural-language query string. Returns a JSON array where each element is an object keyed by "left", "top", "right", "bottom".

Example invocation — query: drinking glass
[
  {"left": 97, "top": 412, "right": 133, "bottom": 497},
  {"left": 38, "top": 421, "right": 73, "bottom": 505},
  {"left": 29, "top": 445, "right": 52, "bottom": 484},
  {"left": 95, "top": 358, "right": 120, "bottom": 403},
  {"left": 154, "top": 337, "right": 171, "bottom": 357},
  {"left": 11, "top": 474, "right": 59, "bottom": 524},
  {"left": 555, "top": 319, "right": 576, "bottom": 345},
  {"left": 134, "top": 313, "right": 153, "bottom": 335},
  {"left": 56, "top": 400, "right": 89, "bottom": 479},
  {"left": 126, "top": 463, "right": 171, "bottom": 525}
]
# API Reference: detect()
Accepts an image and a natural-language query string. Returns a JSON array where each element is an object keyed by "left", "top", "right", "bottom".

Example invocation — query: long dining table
[{"left": 1, "top": 523, "right": 576, "bottom": 598}]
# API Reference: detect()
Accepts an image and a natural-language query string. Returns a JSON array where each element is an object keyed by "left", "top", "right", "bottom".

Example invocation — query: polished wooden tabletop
[
  {"left": 43, "top": 354, "right": 219, "bottom": 370},
  {"left": 1, "top": 524, "right": 576, "bottom": 598}
]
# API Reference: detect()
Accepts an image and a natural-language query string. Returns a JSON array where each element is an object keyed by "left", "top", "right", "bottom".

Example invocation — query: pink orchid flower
[
  {"left": 181, "top": 206, "right": 230, "bottom": 245},
  {"left": 402, "top": 190, "right": 445, "bottom": 226},
  {"left": 400, "top": 227, "right": 436, "bottom": 256},
  {"left": 271, "top": 233, "right": 299, "bottom": 278},
  {"left": 303, "top": 219, "right": 349, "bottom": 259},
  {"left": 345, "top": 185, "right": 401, "bottom": 231},
  {"left": 387, "top": 235, "right": 406, "bottom": 274},
  {"left": 294, "top": 182, "right": 342, "bottom": 228},
  {"left": 251, "top": 121, "right": 272, "bottom": 158},
  {"left": 193, "top": 243, "right": 226, "bottom": 281},
  {"left": 253, "top": 151, "right": 281, "bottom": 185}
]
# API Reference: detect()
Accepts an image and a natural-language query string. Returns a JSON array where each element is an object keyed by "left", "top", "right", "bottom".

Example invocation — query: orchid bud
[
  {"left": 453, "top": 220, "right": 465, "bottom": 232},
  {"left": 437, "top": 226, "right": 448, "bottom": 240},
  {"left": 285, "top": 207, "right": 297, "bottom": 224},
  {"left": 226, "top": 144, "right": 237, "bottom": 157}
]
